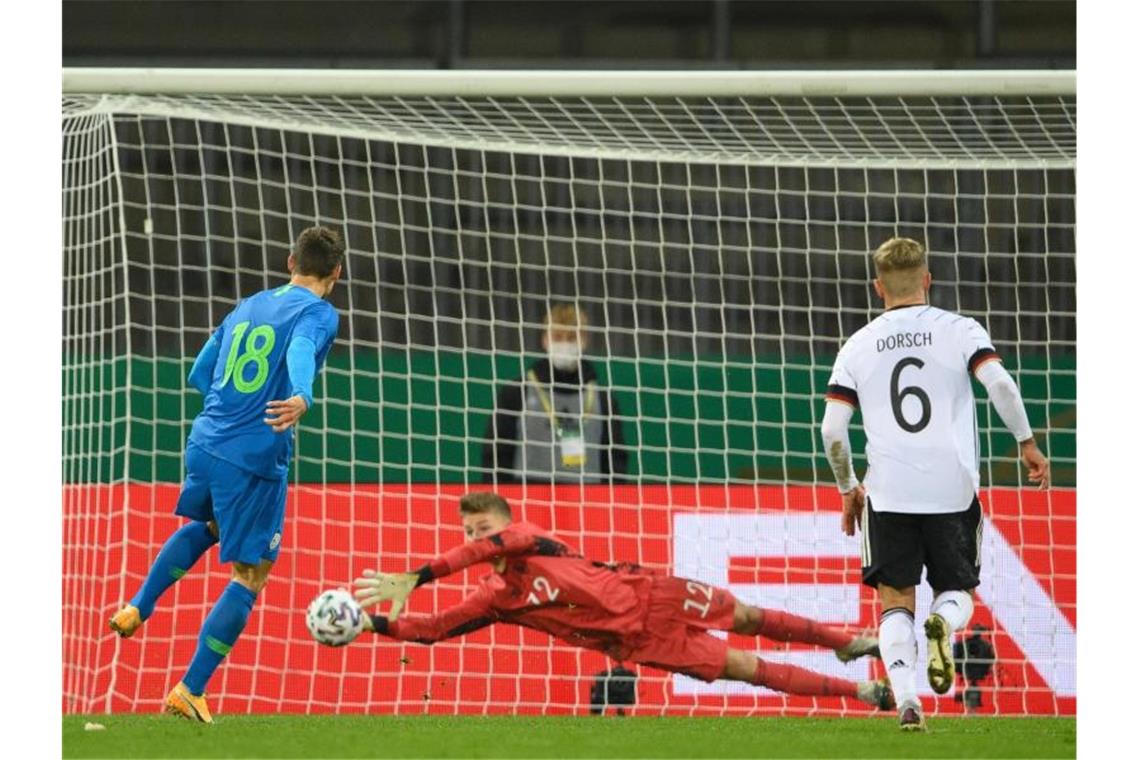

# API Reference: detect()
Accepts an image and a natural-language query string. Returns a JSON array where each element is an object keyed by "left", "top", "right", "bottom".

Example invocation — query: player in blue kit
[{"left": 109, "top": 226, "right": 345, "bottom": 723}]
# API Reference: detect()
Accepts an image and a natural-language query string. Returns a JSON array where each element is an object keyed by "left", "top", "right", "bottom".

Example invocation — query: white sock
[
  {"left": 931, "top": 590, "right": 974, "bottom": 632},
  {"left": 880, "top": 607, "right": 918, "bottom": 708}
]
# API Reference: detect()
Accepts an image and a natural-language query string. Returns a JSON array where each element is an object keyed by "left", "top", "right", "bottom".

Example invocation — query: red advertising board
[{"left": 63, "top": 484, "right": 1075, "bottom": 716}]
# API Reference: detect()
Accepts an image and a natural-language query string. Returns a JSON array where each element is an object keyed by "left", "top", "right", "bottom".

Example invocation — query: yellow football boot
[
  {"left": 164, "top": 682, "right": 214, "bottom": 724},
  {"left": 924, "top": 612, "right": 956, "bottom": 695},
  {"left": 108, "top": 605, "right": 142, "bottom": 638}
]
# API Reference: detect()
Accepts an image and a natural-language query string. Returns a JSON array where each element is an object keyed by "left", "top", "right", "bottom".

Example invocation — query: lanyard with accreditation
[{"left": 527, "top": 370, "right": 597, "bottom": 468}]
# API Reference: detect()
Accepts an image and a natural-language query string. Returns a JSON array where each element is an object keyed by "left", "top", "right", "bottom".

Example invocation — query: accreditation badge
[{"left": 559, "top": 428, "right": 586, "bottom": 468}]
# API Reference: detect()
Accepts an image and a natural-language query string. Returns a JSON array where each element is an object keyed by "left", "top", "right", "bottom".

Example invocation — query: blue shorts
[{"left": 174, "top": 441, "right": 288, "bottom": 566}]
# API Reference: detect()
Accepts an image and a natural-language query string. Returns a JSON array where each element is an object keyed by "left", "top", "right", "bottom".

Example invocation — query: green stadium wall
[{"left": 65, "top": 352, "right": 1075, "bottom": 486}]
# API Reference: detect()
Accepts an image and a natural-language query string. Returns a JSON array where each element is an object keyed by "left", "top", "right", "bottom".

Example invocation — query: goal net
[{"left": 62, "top": 70, "right": 1075, "bottom": 717}]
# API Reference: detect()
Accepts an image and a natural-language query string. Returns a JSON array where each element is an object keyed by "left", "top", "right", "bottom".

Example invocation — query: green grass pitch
[{"left": 63, "top": 714, "right": 1075, "bottom": 759}]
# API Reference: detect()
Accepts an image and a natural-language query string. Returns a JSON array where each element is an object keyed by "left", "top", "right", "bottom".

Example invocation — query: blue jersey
[{"left": 188, "top": 284, "right": 339, "bottom": 479}]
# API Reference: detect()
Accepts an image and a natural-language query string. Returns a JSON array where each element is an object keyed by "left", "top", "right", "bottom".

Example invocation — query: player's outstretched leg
[
  {"left": 733, "top": 603, "right": 879, "bottom": 663},
  {"left": 836, "top": 634, "right": 880, "bottom": 664},
  {"left": 111, "top": 521, "right": 218, "bottom": 638},
  {"left": 924, "top": 590, "right": 974, "bottom": 695},
  {"left": 723, "top": 649, "right": 893, "bottom": 709},
  {"left": 168, "top": 561, "right": 269, "bottom": 722}
]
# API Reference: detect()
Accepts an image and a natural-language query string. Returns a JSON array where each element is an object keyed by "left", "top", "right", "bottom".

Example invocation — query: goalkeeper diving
[{"left": 351, "top": 492, "right": 892, "bottom": 707}]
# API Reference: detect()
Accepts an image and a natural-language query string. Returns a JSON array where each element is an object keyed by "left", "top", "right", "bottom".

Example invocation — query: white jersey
[{"left": 825, "top": 305, "right": 1000, "bottom": 515}]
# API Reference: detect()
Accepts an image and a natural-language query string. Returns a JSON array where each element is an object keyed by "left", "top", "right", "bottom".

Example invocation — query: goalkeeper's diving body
[
  {"left": 109, "top": 227, "right": 345, "bottom": 723},
  {"left": 354, "top": 492, "right": 893, "bottom": 709}
]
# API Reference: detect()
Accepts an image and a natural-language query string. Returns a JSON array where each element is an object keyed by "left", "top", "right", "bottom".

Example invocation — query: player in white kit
[{"left": 820, "top": 237, "right": 1050, "bottom": 731}]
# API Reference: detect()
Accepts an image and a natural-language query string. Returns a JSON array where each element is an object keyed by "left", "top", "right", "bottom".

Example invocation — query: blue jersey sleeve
[
  {"left": 318, "top": 307, "right": 340, "bottom": 363},
  {"left": 285, "top": 336, "right": 318, "bottom": 410},
  {"left": 187, "top": 331, "right": 222, "bottom": 396},
  {"left": 292, "top": 303, "right": 338, "bottom": 354},
  {"left": 284, "top": 303, "right": 339, "bottom": 408}
]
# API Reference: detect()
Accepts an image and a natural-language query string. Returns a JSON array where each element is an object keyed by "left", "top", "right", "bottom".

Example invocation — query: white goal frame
[
  {"left": 65, "top": 67, "right": 1074, "bottom": 98},
  {"left": 62, "top": 68, "right": 1076, "bottom": 718}
]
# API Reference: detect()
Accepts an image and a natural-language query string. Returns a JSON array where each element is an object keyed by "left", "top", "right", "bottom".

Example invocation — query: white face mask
[{"left": 548, "top": 341, "right": 582, "bottom": 371}]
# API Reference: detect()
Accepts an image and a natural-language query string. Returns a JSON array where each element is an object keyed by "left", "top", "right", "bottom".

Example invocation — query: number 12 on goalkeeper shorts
[{"left": 684, "top": 581, "right": 713, "bottom": 619}]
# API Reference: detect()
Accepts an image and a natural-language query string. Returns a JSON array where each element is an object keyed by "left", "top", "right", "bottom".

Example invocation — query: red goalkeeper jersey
[{"left": 384, "top": 521, "right": 659, "bottom": 659}]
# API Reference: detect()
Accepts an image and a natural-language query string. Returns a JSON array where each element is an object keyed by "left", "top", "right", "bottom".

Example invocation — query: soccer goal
[{"left": 62, "top": 68, "right": 1075, "bottom": 717}]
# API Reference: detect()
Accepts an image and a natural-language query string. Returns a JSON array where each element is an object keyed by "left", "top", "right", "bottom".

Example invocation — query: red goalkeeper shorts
[{"left": 624, "top": 575, "right": 737, "bottom": 683}]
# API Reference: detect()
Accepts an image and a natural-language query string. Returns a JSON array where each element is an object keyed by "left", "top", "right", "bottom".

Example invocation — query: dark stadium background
[{"left": 64, "top": 1, "right": 1075, "bottom": 71}]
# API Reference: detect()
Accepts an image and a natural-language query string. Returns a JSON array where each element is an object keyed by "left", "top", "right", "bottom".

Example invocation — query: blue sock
[
  {"left": 129, "top": 521, "right": 217, "bottom": 620},
  {"left": 182, "top": 581, "right": 257, "bottom": 696}
]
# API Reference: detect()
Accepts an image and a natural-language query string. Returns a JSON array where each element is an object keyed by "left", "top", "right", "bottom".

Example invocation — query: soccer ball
[{"left": 306, "top": 589, "right": 365, "bottom": 647}]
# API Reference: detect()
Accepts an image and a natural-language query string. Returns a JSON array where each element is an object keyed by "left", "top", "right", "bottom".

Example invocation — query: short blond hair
[
  {"left": 545, "top": 303, "right": 588, "bottom": 329},
  {"left": 873, "top": 237, "right": 928, "bottom": 297},
  {"left": 459, "top": 492, "right": 512, "bottom": 519}
]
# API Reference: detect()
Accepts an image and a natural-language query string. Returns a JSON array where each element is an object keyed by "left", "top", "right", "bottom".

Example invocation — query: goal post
[
  {"left": 62, "top": 68, "right": 1076, "bottom": 716},
  {"left": 64, "top": 67, "right": 1075, "bottom": 97}
]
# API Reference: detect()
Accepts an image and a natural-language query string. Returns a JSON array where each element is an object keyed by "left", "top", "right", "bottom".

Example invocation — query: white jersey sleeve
[
  {"left": 959, "top": 318, "right": 1002, "bottom": 376},
  {"left": 975, "top": 359, "right": 1034, "bottom": 442},
  {"left": 825, "top": 340, "right": 860, "bottom": 409}
]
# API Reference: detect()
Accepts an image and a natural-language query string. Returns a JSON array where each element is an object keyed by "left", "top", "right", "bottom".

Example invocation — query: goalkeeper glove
[{"left": 353, "top": 569, "right": 418, "bottom": 621}]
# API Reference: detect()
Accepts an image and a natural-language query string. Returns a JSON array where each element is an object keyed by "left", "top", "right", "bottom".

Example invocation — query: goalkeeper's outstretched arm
[
  {"left": 354, "top": 525, "right": 541, "bottom": 619},
  {"left": 363, "top": 588, "right": 495, "bottom": 645},
  {"left": 414, "top": 526, "right": 541, "bottom": 584}
]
